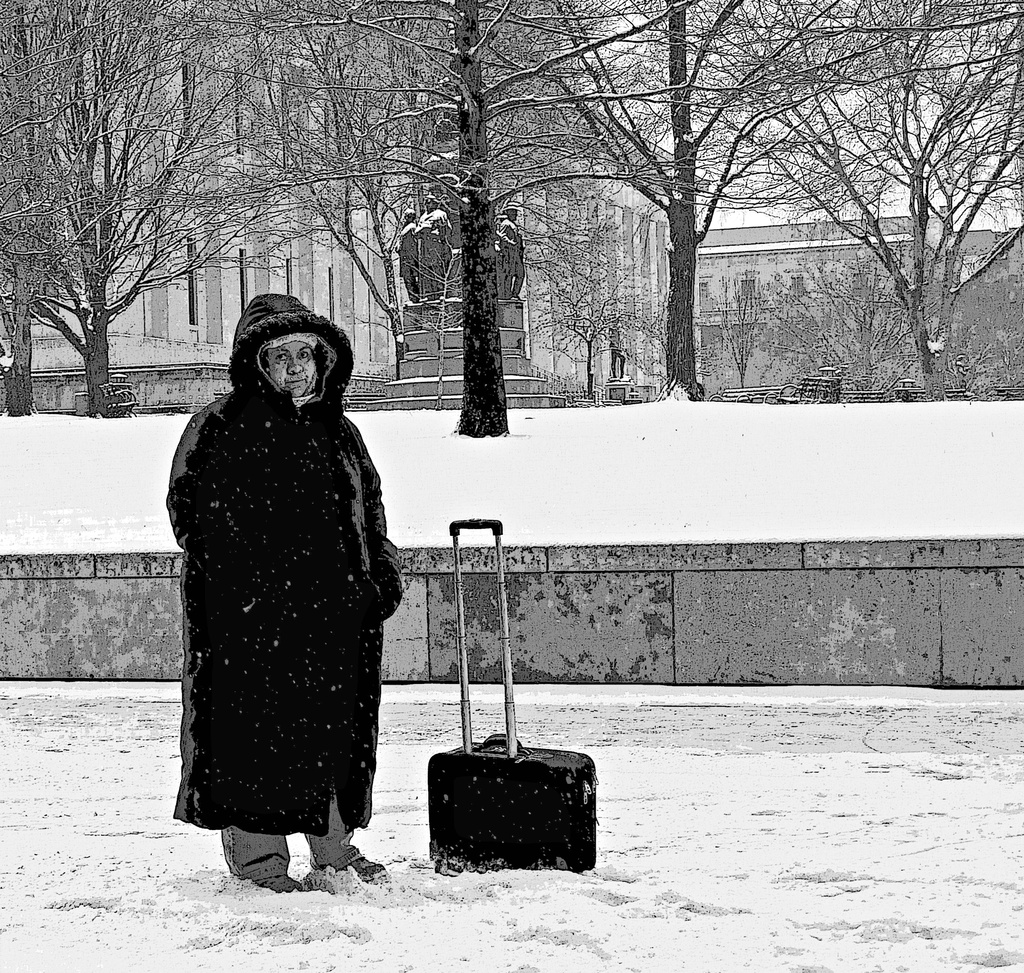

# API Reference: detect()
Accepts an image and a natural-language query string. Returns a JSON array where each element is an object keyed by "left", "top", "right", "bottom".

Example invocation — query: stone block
[
  {"left": 0, "top": 555, "right": 94, "bottom": 579},
  {"left": 674, "top": 569, "right": 939, "bottom": 685},
  {"left": 0, "top": 578, "right": 181, "bottom": 678},
  {"left": 94, "top": 553, "right": 183, "bottom": 578},
  {"left": 0, "top": 580, "right": 77, "bottom": 676},
  {"left": 400, "top": 546, "right": 548, "bottom": 575},
  {"left": 71, "top": 578, "right": 182, "bottom": 678},
  {"left": 382, "top": 575, "right": 429, "bottom": 681},
  {"left": 547, "top": 543, "right": 802, "bottom": 572},
  {"left": 428, "top": 572, "right": 673, "bottom": 683},
  {"left": 805, "top": 538, "right": 1024, "bottom": 570},
  {"left": 940, "top": 568, "right": 1024, "bottom": 686}
]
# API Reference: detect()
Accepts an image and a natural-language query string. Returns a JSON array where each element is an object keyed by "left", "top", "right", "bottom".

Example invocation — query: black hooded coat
[{"left": 167, "top": 294, "right": 403, "bottom": 836}]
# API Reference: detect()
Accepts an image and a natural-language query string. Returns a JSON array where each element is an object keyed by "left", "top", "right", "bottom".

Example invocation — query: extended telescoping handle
[{"left": 449, "top": 520, "right": 518, "bottom": 758}]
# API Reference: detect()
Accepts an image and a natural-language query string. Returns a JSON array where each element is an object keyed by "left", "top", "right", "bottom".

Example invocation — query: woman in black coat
[{"left": 167, "top": 293, "right": 403, "bottom": 891}]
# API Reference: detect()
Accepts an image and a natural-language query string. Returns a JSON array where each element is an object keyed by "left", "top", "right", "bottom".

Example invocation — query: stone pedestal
[
  {"left": 399, "top": 300, "right": 526, "bottom": 377},
  {"left": 379, "top": 300, "right": 566, "bottom": 409},
  {"left": 605, "top": 379, "right": 656, "bottom": 405}
]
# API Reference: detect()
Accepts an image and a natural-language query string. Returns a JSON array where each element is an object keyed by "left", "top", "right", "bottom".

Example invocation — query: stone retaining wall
[{"left": 2, "top": 540, "right": 1022, "bottom": 685}]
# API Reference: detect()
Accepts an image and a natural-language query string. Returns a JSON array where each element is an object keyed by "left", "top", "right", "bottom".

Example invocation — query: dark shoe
[
  {"left": 252, "top": 873, "right": 301, "bottom": 893},
  {"left": 349, "top": 855, "right": 389, "bottom": 885}
]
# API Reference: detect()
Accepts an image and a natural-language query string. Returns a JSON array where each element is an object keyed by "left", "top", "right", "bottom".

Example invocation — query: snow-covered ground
[
  {"left": 2, "top": 682, "right": 1023, "bottom": 973},
  {"left": 4, "top": 403, "right": 1024, "bottom": 970},
  {"left": 3, "top": 401, "right": 1024, "bottom": 554}
]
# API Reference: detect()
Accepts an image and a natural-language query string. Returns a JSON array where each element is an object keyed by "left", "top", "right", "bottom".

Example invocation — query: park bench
[
  {"left": 991, "top": 387, "right": 1024, "bottom": 401},
  {"left": 843, "top": 384, "right": 975, "bottom": 403},
  {"left": 97, "top": 381, "right": 138, "bottom": 417},
  {"left": 888, "top": 380, "right": 927, "bottom": 403},
  {"left": 797, "top": 374, "right": 841, "bottom": 403},
  {"left": 75, "top": 381, "right": 138, "bottom": 417},
  {"left": 709, "top": 383, "right": 799, "bottom": 404}
]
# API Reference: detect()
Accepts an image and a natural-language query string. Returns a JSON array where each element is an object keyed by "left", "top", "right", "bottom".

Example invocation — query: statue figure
[
  {"left": 398, "top": 209, "right": 421, "bottom": 303},
  {"left": 495, "top": 205, "right": 526, "bottom": 300},
  {"left": 415, "top": 194, "right": 461, "bottom": 301},
  {"left": 609, "top": 327, "right": 627, "bottom": 381}
]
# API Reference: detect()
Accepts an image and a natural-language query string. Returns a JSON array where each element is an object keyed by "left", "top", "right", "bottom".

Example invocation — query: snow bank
[{"left": 2, "top": 400, "right": 1023, "bottom": 554}]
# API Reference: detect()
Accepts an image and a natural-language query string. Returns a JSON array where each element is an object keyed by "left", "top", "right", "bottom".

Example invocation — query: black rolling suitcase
[{"left": 428, "top": 519, "right": 597, "bottom": 874}]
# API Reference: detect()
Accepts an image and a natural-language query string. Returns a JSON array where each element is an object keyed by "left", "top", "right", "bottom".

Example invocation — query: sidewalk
[{"left": 2, "top": 682, "right": 1023, "bottom": 973}]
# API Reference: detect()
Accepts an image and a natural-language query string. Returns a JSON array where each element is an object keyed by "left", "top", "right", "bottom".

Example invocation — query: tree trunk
[
  {"left": 1, "top": 272, "right": 35, "bottom": 416},
  {"left": 454, "top": 0, "right": 508, "bottom": 437},
  {"left": 388, "top": 308, "right": 404, "bottom": 380},
  {"left": 666, "top": 5, "right": 700, "bottom": 400},
  {"left": 436, "top": 316, "right": 446, "bottom": 410},
  {"left": 5, "top": 324, "right": 34, "bottom": 417},
  {"left": 394, "top": 332, "right": 404, "bottom": 380},
  {"left": 913, "top": 319, "right": 946, "bottom": 399},
  {"left": 666, "top": 197, "right": 699, "bottom": 397},
  {"left": 860, "top": 312, "right": 873, "bottom": 387},
  {"left": 908, "top": 287, "right": 948, "bottom": 400},
  {"left": 83, "top": 309, "right": 111, "bottom": 416},
  {"left": 586, "top": 338, "right": 594, "bottom": 399}
]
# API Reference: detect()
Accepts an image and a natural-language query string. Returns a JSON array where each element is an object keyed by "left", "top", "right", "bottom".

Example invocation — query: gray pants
[{"left": 221, "top": 794, "right": 359, "bottom": 881}]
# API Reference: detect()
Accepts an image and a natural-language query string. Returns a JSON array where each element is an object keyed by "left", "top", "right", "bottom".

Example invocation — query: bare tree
[
  {"left": 232, "top": 0, "right": 719, "bottom": 432},
  {"left": 239, "top": 19, "right": 425, "bottom": 381},
  {"left": 950, "top": 252, "right": 1024, "bottom": 392},
  {"left": 530, "top": 191, "right": 640, "bottom": 399},
  {"left": 0, "top": 1, "right": 75, "bottom": 414},
  {"left": 775, "top": 0, "right": 1024, "bottom": 399},
  {"left": 711, "top": 274, "right": 774, "bottom": 387},
  {"left": 228, "top": 0, "right": 514, "bottom": 434},
  {"left": 3, "top": 0, "right": 258, "bottom": 415},
  {"left": 769, "top": 253, "right": 913, "bottom": 388},
  {"left": 548, "top": 0, "right": 867, "bottom": 400}
]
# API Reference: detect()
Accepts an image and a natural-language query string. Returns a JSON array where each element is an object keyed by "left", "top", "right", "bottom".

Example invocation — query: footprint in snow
[{"left": 579, "top": 887, "right": 637, "bottom": 907}]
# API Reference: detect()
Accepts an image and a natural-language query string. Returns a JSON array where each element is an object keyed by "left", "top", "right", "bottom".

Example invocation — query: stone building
[
  {"left": 14, "top": 187, "right": 672, "bottom": 412},
  {"left": 693, "top": 219, "right": 1016, "bottom": 394},
  {"left": 25, "top": 215, "right": 397, "bottom": 413}
]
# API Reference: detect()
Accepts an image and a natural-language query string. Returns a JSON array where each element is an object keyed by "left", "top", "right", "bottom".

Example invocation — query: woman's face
[{"left": 266, "top": 340, "right": 317, "bottom": 397}]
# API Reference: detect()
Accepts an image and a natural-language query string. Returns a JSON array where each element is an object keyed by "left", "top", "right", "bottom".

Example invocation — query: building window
[
  {"left": 791, "top": 275, "right": 805, "bottom": 297},
  {"left": 187, "top": 239, "right": 199, "bottom": 340},
  {"left": 285, "top": 257, "right": 294, "bottom": 295},
  {"left": 698, "top": 280, "right": 711, "bottom": 309},
  {"left": 238, "top": 248, "right": 248, "bottom": 308},
  {"left": 702, "top": 323, "right": 723, "bottom": 353},
  {"left": 851, "top": 271, "right": 867, "bottom": 301},
  {"left": 739, "top": 275, "right": 757, "bottom": 302},
  {"left": 328, "top": 266, "right": 335, "bottom": 322}
]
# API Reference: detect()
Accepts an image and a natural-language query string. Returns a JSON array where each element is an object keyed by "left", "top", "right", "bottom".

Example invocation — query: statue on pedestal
[
  {"left": 399, "top": 194, "right": 528, "bottom": 306},
  {"left": 398, "top": 209, "right": 420, "bottom": 304},
  {"left": 609, "top": 327, "right": 627, "bottom": 381},
  {"left": 495, "top": 205, "right": 526, "bottom": 301}
]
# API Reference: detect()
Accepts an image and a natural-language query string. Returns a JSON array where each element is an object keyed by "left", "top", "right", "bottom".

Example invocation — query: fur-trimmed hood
[{"left": 229, "top": 293, "right": 354, "bottom": 407}]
